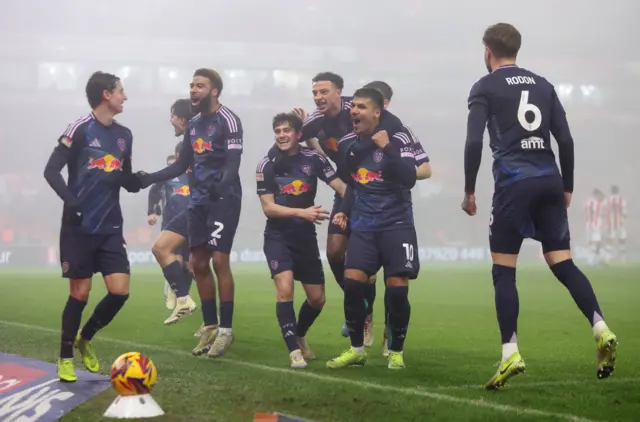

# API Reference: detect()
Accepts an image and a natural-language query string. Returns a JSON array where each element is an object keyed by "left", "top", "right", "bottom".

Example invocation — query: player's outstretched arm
[
  {"left": 549, "top": 88, "right": 575, "bottom": 194},
  {"left": 138, "top": 134, "right": 192, "bottom": 189},
  {"left": 44, "top": 138, "right": 80, "bottom": 207}
]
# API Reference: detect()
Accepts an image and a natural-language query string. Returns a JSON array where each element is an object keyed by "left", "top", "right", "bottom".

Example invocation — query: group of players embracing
[{"left": 46, "top": 22, "right": 618, "bottom": 390}]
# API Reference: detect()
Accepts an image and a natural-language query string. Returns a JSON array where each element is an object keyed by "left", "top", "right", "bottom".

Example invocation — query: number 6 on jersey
[{"left": 518, "top": 90, "right": 542, "bottom": 132}]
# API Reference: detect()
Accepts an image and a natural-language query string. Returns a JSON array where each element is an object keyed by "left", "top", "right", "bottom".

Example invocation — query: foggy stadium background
[{"left": 0, "top": 0, "right": 636, "bottom": 269}]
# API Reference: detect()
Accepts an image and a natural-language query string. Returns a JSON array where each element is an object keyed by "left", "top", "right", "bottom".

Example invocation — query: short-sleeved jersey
[
  {"left": 160, "top": 171, "right": 191, "bottom": 222},
  {"left": 403, "top": 124, "right": 430, "bottom": 166},
  {"left": 58, "top": 113, "right": 133, "bottom": 234},
  {"left": 256, "top": 147, "right": 338, "bottom": 235},
  {"left": 468, "top": 65, "right": 564, "bottom": 188},
  {"left": 185, "top": 106, "right": 243, "bottom": 203},
  {"left": 338, "top": 132, "right": 415, "bottom": 232}
]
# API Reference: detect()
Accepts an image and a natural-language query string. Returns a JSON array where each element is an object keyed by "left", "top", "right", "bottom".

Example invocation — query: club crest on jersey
[
  {"left": 207, "top": 125, "right": 216, "bottom": 136},
  {"left": 117, "top": 138, "right": 126, "bottom": 152},
  {"left": 301, "top": 164, "right": 312, "bottom": 176},
  {"left": 374, "top": 150, "right": 383, "bottom": 162}
]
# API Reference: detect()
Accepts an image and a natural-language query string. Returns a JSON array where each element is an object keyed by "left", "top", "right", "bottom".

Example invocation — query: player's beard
[
  {"left": 191, "top": 92, "right": 212, "bottom": 114},
  {"left": 484, "top": 51, "right": 492, "bottom": 73}
]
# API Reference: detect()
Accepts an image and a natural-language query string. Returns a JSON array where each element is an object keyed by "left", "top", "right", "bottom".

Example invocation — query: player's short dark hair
[
  {"left": 272, "top": 113, "right": 303, "bottom": 132},
  {"left": 85, "top": 71, "right": 120, "bottom": 109},
  {"left": 312, "top": 72, "right": 344, "bottom": 90},
  {"left": 193, "top": 68, "right": 223, "bottom": 97},
  {"left": 483, "top": 23, "right": 522, "bottom": 59},
  {"left": 171, "top": 99, "right": 194, "bottom": 120},
  {"left": 363, "top": 81, "right": 393, "bottom": 101},
  {"left": 611, "top": 185, "right": 619, "bottom": 194},
  {"left": 353, "top": 87, "right": 385, "bottom": 110}
]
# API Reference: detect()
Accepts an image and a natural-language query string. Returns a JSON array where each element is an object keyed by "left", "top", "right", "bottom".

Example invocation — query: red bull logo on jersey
[
  {"left": 172, "top": 185, "right": 191, "bottom": 196},
  {"left": 279, "top": 180, "right": 312, "bottom": 196},
  {"left": 323, "top": 137, "right": 338, "bottom": 152},
  {"left": 86, "top": 155, "right": 123, "bottom": 172},
  {"left": 352, "top": 168, "right": 383, "bottom": 184},
  {"left": 192, "top": 138, "right": 213, "bottom": 153}
]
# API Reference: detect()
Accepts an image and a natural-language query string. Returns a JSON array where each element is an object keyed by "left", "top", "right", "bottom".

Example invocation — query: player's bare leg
[
  {"left": 208, "top": 251, "right": 234, "bottom": 357},
  {"left": 299, "top": 283, "right": 325, "bottom": 361},
  {"left": 152, "top": 231, "right": 196, "bottom": 324},
  {"left": 327, "top": 269, "right": 368, "bottom": 369},
  {"left": 190, "top": 248, "right": 219, "bottom": 356},
  {"left": 544, "top": 249, "right": 618, "bottom": 379},
  {"left": 326, "top": 233, "right": 348, "bottom": 292},
  {"left": 58, "top": 278, "right": 92, "bottom": 382},
  {"left": 77, "top": 274, "right": 130, "bottom": 374}
]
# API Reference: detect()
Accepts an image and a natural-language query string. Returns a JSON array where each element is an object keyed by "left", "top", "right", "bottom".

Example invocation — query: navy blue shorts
[
  {"left": 490, "top": 176, "right": 571, "bottom": 254},
  {"left": 163, "top": 209, "right": 190, "bottom": 262},
  {"left": 263, "top": 233, "right": 325, "bottom": 284},
  {"left": 187, "top": 197, "right": 241, "bottom": 253},
  {"left": 328, "top": 194, "right": 349, "bottom": 236},
  {"left": 345, "top": 227, "right": 420, "bottom": 280},
  {"left": 59, "top": 229, "right": 130, "bottom": 279}
]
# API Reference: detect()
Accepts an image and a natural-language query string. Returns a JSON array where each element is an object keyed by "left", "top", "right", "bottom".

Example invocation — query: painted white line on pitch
[
  {"left": 0, "top": 320, "right": 600, "bottom": 422},
  {"left": 432, "top": 377, "right": 639, "bottom": 390}
]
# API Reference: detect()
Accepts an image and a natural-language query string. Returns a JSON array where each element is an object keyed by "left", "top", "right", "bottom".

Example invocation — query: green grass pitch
[{"left": 0, "top": 264, "right": 638, "bottom": 421}]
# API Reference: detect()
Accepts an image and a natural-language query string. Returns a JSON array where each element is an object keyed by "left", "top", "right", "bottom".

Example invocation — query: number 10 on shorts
[{"left": 402, "top": 243, "right": 414, "bottom": 261}]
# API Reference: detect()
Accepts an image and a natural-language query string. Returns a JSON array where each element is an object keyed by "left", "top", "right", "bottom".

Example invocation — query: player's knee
[
  {"left": 212, "top": 252, "right": 230, "bottom": 273},
  {"left": 69, "top": 279, "right": 91, "bottom": 301},
  {"left": 104, "top": 274, "right": 130, "bottom": 295},
  {"left": 385, "top": 277, "right": 408, "bottom": 287},
  {"left": 326, "top": 248, "right": 343, "bottom": 264},
  {"left": 151, "top": 241, "right": 169, "bottom": 260},
  {"left": 543, "top": 249, "right": 572, "bottom": 267},
  {"left": 307, "top": 291, "right": 326, "bottom": 310}
]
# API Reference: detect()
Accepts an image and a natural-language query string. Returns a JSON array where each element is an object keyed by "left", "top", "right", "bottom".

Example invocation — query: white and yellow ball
[{"left": 109, "top": 352, "right": 157, "bottom": 396}]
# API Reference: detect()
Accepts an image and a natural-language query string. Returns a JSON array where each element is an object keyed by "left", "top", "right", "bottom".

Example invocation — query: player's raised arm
[
  {"left": 138, "top": 132, "right": 192, "bottom": 188},
  {"left": 464, "top": 82, "right": 490, "bottom": 195},
  {"left": 374, "top": 131, "right": 417, "bottom": 189},
  {"left": 44, "top": 120, "right": 85, "bottom": 207},
  {"left": 549, "top": 86, "right": 575, "bottom": 194}
]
